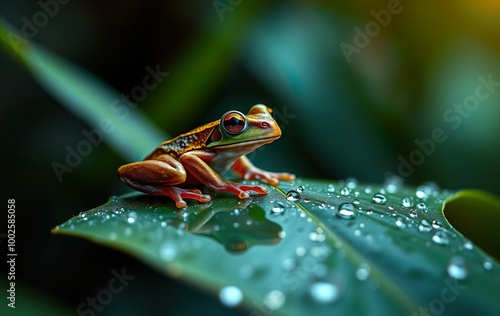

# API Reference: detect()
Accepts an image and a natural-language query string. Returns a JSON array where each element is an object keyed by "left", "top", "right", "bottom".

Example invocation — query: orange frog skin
[{"left": 117, "top": 104, "right": 296, "bottom": 208}]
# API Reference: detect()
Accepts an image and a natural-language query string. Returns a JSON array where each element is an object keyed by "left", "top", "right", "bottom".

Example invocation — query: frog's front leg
[
  {"left": 117, "top": 155, "right": 211, "bottom": 208},
  {"left": 180, "top": 151, "right": 267, "bottom": 199},
  {"left": 232, "top": 156, "right": 296, "bottom": 185}
]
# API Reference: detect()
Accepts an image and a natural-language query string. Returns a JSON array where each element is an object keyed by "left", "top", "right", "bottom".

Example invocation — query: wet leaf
[{"left": 53, "top": 179, "right": 500, "bottom": 315}]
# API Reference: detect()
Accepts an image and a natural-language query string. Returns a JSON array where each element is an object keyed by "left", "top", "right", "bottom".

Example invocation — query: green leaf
[
  {"left": 52, "top": 179, "right": 500, "bottom": 315},
  {"left": 0, "top": 17, "right": 165, "bottom": 160}
]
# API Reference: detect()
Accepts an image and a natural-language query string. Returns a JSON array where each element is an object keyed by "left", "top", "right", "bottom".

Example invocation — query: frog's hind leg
[{"left": 117, "top": 155, "right": 211, "bottom": 208}]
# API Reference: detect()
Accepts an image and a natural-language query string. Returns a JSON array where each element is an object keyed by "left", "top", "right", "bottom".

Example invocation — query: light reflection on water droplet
[
  {"left": 297, "top": 185, "right": 305, "bottom": 192},
  {"left": 159, "top": 242, "right": 178, "bottom": 262},
  {"left": 355, "top": 263, "right": 371, "bottom": 281},
  {"left": 395, "top": 216, "right": 406, "bottom": 228},
  {"left": 483, "top": 260, "right": 493, "bottom": 270},
  {"left": 364, "top": 186, "right": 373, "bottom": 194},
  {"left": 463, "top": 240, "right": 473, "bottom": 250},
  {"left": 271, "top": 202, "right": 285, "bottom": 214},
  {"left": 263, "top": 290, "right": 286, "bottom": 311},
  {"left": 346, "top": 178, "right": 357, "bottom": 189},
  {"left": 127, "top": 211, "right": 137, "bottom": 224},
  {"left": 327, "top": 184, "right": 336, "bottom": 192},
  {"left": 309, "top": 281, "right": 341, "bottom": 304},
  {"left": 282, "top": 258, "right": 297, "bottom": 271},
  {"left": 432, "top": 231, "right": 449, "bottom": 245},
  {"left": 416, "top": 202, "right": 427, "bottom": 212},
  {"left": 416, "top": 185, "right": 432, "bottom": 199},
  {"left": 286, "top": 190, "right": 301, "bottom": 202},
  {"left": 219, "top": 286, "right": 243, "bottom": 307},
  {"left": 402, "top": 197, "right": 414, "bottom": 208},
  {"left": 340, "top": 187, "right": 350, "bottom": 196},
  {"left": 432, "top": 220, "right": 443, "bottom": 229},
  {"left": 409, "top": 210, "right": 418, "bottom": 218},
  {"left": 418, "top": 219, "right": 432, "bottom": 233},
  {"left": 372, "top": 193, "right": 387, "bottom": 205},
  {"left": 447, "top": 257, "right": 468, "bottom": 280},
  {"left": 336, "top": 203, "right": 356, "bottom": 219}
]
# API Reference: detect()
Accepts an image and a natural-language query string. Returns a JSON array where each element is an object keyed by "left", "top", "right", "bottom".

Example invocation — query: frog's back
[{"left": 144, "top": 120, "right": 219, "bottom": 160}]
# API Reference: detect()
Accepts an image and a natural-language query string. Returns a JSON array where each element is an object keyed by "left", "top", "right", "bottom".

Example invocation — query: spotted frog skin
[{"left": 117, "top": 104, "right": 295, "bottom": 208}]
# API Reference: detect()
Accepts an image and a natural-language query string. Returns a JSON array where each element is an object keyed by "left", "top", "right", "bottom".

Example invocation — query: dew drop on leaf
[
  {"left": 409, "top": 210, "right": 418, "bottom": 218},
  {"left": 463, "top": 240, "right": 473, "bottom": 250},
  {"left": 336, "top": 203, "right": 356, "bottom": 219},
  {"left": 219, "top": 286, "right": 243, "bottom": 307},
  {"left": 355, "top": 263, "right": 371, "bottom": 281},
  {"left": 271, "top": 202, "right": 285, "bottom": 214},
  {"left": 483, "top": 260, "right": 493, "bottom": 270},
  {"left": 447, "top": 257, "right": 469, "bottom": 280},
  {"left": 286, "top": 190, "right": 301, "bottom": 202},
  {"left": 263, "top": 290, "right": 286, "bottom": 311},
  {"left": 340, "top": 187, "right": 350, "bottom": 196},
  {"left": 418, "top": 219, "right": 432, "bottom": 233},
  {"left": 401, "top": 197, "right": 414, "bottom": 208},
  {"left": 416, "top": 202, "right": 427, "bottom": 212},
  {"left": 309, "top": 281, "right": 341, "bottom": 304},
  {"left": 432, "top": 231, "right": 449, "bottom": 245},
  {"left": 395, "top": 216, "right": 406, "bottom": 228},
  {"left": 127, "top": 211, "right": 138, "bottom": 224},
  {"left": 372, "top": 193, "right": 387, "bottom": 205},
  {"left": 159, "top": 242, "right": 178, "bottom": 262}
]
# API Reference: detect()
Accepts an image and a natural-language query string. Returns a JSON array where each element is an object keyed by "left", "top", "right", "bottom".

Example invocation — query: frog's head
[{"left": 207, "top": 104, "right": 282, "bottom": 150}]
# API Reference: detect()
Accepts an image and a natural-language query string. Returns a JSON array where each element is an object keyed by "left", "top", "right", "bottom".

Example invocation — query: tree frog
[{"left": 118, "top": 104, "right": 295, "bottom": 208}]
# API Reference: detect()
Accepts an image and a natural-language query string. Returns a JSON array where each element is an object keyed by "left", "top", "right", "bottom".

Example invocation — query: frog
[{"left": 117, "top": 104, "right": 295, "bottom": 208}]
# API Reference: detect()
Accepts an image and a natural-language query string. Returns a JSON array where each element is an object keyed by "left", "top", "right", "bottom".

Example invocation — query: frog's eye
[{"left": 221, "top": 111, "right": 246, "bottom": 135}]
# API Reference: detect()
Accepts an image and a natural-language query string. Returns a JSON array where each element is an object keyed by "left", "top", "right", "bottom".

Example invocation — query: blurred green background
[{"left": 1, "top": 1, "right": 499, "bottom": 315}]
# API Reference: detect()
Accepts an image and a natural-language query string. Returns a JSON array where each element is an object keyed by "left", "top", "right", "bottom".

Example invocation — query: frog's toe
[{"left": 161, "top": 187, "right": 211, "bottom": 208}]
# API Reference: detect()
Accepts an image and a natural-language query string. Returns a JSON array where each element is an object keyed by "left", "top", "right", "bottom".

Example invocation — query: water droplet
[
  {"left": 416, "top": 185, "right": 432, "bottom": 199},
  {"left": 431, "top": 220, "right": 443, "bottom": 229},
  {"left": 327, "top": 184, "right": 336, "bottom": 192},
  {"left": 271, "top": 202, "right": 285, "bottom": 214},
  {"left": 395, "top": 216, "right": 406, "bottom": 228},
  {"left": 416, "top": 202, "right": 427, "bottom": 212},
  {"left": 364, "top": 186, "right": 373, "bottom": 194},
  {"left": 372, "top": 193, "right": 387, "bottom": 205},
  {"left": 352, "top": 199, "right": 360, "bottom": 205},
  {"left": 159, "top": 242, "right": 178, "bottom": 262},
  {"left": 263, "top": 290, "right": 286, "bottom": 311},
  {"left": 295, "top": 246, "right": 306, "bottom": 256},
  {"left": 297, "top": 185, "right": 305, "bottom": 192},
  {"left": 409, "top": 210, "right": 418, "bottom": 218},
  {"left": 401, "top": 197, "right": 414, "bottom": 208},
  {"left": 336, "top": 203, "right": 356, "bottom": 219},
  {"left": 303, "top": 198, "right": 310, "bottom": 203},
  {"left": 418, "top": 219, "right": 432, "bottom": 233},
  {"left": 127, "top": 212, "right": 138, "bottom": 224},
  {"left": 219, "top": 286, "right": 243, "bottom": 307},
  {"left": 447, "top": 257, "right": 469, "bottom": 280},
  {"left": 355, "top": 263, "right": 371, "bottom": 281},
  {"left": 432, "top": 231, "right": 449, "bottom": 245},
  {"left": 309, "top": 281, "right": 341, "bottom": 304},
  {"left": 340, "top": 187, "right": 350, "bottom": 196},
  {"left": 110, "top": 195, "right": 119, "bottom": 203},
  {"left": 346, "top": 178, "right": 358, "bottom": 189},
  {"left": 286, "top": 190, "right": 301, "bottom": 202},
  {"left": 463, "top": 240, "right": 473, "bottom": 250},
  {"left": 483, "top": 259, "right": 493, "bottom": 270}
]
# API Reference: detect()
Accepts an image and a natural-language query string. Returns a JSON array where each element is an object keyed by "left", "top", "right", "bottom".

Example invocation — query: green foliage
[{"left": 53, "top": 180, "right": 500, "bottom": 315}]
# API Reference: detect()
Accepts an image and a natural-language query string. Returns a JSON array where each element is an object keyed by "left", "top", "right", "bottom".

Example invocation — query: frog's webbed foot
[
  {"left": 212, "top": 181, "right": 267, "bottom": 199},
  {"left": 160, "top": 187, "right": 211, "bottom": 208}
]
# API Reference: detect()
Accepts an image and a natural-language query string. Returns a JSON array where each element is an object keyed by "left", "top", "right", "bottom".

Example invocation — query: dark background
[{"left": 1, "top": 1, "right": 499, "bottom": 315}]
